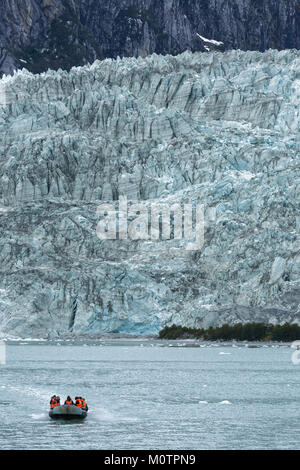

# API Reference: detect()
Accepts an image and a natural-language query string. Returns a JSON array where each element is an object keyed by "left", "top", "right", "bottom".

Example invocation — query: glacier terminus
[{"left": 0, "top": 49, "right": 299, "bottom": 338}]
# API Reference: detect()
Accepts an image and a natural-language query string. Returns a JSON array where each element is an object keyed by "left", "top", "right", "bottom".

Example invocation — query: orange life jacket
[
  {"left": 65, "top": 399, "right": 73, "bottom": 405},
  {"left": 50, "top": 398, "right": 56, "bottom": 409},
  {"left": 81, "top": 400, "right": 87, "bottom": 409},
  {"left": 75, "top": 399, "right": 82, "bottom": 408}
]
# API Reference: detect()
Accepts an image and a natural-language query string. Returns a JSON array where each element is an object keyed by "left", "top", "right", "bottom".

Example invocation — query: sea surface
[{"left": 0, "top": 339, "right": 299, "bottom": 450}]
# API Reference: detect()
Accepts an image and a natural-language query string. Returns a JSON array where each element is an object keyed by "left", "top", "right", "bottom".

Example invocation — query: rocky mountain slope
[
  {"left": 0, "top": 0, "right": 299, "bottom": 76},
  {"left": 0, "top": 49, "right": 299, "bottom": 337}
]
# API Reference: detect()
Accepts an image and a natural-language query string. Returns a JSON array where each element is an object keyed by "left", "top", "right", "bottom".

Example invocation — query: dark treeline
[{"left": 158, "top": 323, "right": 300, "bottom": 342}]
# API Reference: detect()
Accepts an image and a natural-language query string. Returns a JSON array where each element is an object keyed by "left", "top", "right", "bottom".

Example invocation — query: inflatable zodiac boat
[{"left": 49, "top": 404, "right": 87, "bottom": 420}]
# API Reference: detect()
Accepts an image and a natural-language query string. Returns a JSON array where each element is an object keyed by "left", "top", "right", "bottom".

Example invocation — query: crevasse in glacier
[{"left": 0, "top": 49, "right": 299, "bottom": 337}]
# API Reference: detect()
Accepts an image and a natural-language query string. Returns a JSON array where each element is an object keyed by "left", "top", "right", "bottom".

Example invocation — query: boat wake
[
  {"left": 31, "top": 413, "right": 48, "bottom": 420},
  {"left": 92, "top": 406, "right": 139, "bottom": 423},
  {"left": 3, "top": 384, "right": 50, "bottom": 402}
]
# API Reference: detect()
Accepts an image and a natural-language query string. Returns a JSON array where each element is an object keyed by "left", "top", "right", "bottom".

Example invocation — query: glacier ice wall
[{"left": 0, "top": 49, "right": 299, "bottom": 337}]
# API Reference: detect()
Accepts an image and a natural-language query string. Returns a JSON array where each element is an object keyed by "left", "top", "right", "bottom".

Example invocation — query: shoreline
[
  {"left": 0, "top": 335, "right": 296, "bottom": 347},
  {"left": 2, "top": 322, "right": 300, "bottom": 345}
]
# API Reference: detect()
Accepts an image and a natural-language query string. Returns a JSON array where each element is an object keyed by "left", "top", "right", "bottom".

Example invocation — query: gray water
[{"left": 0, "top": 339, "right": 299, "bottom": 450}]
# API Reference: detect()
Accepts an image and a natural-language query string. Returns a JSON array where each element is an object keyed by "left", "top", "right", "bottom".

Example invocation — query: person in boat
[
  {"left": 50, "top": 395, "right": 57, "bottom": 409},
  {"left": 81, "top": 398, "right": 88, "bottom": 411},
  {"left": 74, "top": 397, "right": 88, "bottom": 411},
  {"left": 75, "top": 397, "right": 82, "bottom": 408},
  {"left": 64, "top": 396, "right": 74, "bottom": 405},
  {"left": 50, "top": 395, "right": 60, "bottom": 408}
]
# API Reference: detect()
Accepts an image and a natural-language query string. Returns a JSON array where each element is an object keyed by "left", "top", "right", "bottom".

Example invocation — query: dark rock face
[{"left": 0, "top": 0, "right": 299, "bottom": 76}]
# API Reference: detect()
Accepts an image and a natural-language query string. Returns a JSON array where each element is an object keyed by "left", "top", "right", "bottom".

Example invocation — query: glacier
[{"left": 0, "top": 49, "right": 299, "bottom": 338}]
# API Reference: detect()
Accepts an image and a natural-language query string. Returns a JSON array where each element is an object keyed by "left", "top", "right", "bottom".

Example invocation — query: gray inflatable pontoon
[{"left": 49, "top": 404, "right": 87, "bottom": 420}]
